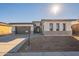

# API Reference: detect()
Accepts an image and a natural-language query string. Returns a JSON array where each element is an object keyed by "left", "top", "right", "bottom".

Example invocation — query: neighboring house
[
  {"left": 9, "top": 19, "right": 79, "bottom": 36},
  {"left": 0, "top": 22, "right": 12, "bottom": 36},
  {"left": 0, "top": 22, "right": 15, "bottom": 42}
]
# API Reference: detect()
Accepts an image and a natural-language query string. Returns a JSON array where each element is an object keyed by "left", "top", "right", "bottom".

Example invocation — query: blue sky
[{"left": 0, "top": 3, "right": 79, "bottom": 23}]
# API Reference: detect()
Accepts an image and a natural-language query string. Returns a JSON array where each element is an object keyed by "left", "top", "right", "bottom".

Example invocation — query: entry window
[
  {"left": 63, "top": 23, "right": 66, "bottom": 31},
  {"left": 34, "top": 24, "right": 36, "bottom": 26},
  {"left": 49, "top": 23, "right": 53, "bottom": 31},
  {"left": 56, "top": 23, "right": 60, "bottom": 31}
]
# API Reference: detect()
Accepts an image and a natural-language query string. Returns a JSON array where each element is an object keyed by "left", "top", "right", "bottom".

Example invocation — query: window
[
  {"left": 63, "top": 23, "right": 66, "bottom": 31},
  {"left": 56, "top": 23, "right": 60, "bottom": 31},
  {"left": 49, "top": 23, "right": 53, "bottom": 31}
]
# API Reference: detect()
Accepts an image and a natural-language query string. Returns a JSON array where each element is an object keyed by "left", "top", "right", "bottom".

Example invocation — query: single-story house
[{"left": 9, "top": 19, "right": 79, "bottom": 36}]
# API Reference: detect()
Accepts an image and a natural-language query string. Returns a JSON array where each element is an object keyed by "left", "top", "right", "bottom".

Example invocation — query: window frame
[
  {"left": 56, "top": 23, "right": 60, "bottom": 31},
  {"left": 49, "top": 23, "right": 53, "bottom": 31},
  {"left": 63, "top": 23, "right": 66, "bottom": 31}
]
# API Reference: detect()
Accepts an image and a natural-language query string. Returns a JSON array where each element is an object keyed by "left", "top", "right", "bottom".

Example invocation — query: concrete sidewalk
[
  {"left": 0, "top": 38, "right": 26, "bottom": 56},
  {"left": 6, "top": 52, "right": 79, "bottom": 56}
]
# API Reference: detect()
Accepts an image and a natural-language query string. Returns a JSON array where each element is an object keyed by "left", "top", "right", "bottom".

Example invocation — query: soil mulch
[{"left": 18, "top": 36, "right": 79, "bottom": 52}]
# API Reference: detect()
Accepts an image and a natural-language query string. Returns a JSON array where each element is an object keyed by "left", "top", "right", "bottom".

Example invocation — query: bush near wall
[{"left": 71, "top": 23, "right": 79, "bottom": 35}]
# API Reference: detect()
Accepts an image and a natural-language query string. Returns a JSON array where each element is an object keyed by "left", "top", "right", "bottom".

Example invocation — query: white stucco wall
[
  {"left": 35, "top": 22, "right": 40, "bottom": 26},
  {"left": 42, "top": 21, "right": 73, "bottom": 36},
  {"left": 42, "top": 21, "right": 72, "bottom": 31}
]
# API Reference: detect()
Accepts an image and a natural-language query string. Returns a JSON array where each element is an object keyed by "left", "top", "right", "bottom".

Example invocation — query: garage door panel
[{"left": 15, "top": 26, "right": 30, "bottom": 34}]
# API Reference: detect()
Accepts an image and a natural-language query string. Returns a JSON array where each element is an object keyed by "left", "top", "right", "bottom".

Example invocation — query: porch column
[
  {"left": 30, "top": 25, "right": 33, "bottom": 34},
  {"left": 60, "top": 23, "right": 63, "bottom": 31},
  {"left": 53, "top": 23, "right": 56, "bottom": 31}
]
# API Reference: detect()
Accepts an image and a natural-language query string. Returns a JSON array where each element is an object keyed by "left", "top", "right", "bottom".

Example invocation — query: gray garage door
[{"left": 15, "top": 26, "right": 31, "bottom": 34}]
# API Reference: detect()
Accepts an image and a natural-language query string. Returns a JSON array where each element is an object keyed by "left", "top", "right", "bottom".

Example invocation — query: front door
[{"left": 34, "top": 26, "right": 42, "bottom": 33}]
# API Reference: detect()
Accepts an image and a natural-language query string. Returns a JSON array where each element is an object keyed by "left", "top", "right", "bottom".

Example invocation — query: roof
[
  {"left": 41, "top": 19, "right": 77, "bottom": 21},
  {"left": 32, "top": 21, "right": 41, "bottom": 23},
  {"left": 9, "top": 22, "right": 33, "bottom": 25},
  {"left": 0, "top": 22, "right": 11, "bottom": 26}
]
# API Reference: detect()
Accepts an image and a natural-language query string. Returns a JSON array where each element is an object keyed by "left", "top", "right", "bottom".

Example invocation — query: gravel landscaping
[{"left": 18, "top": 35, "right": 79, "bottom": 52}]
